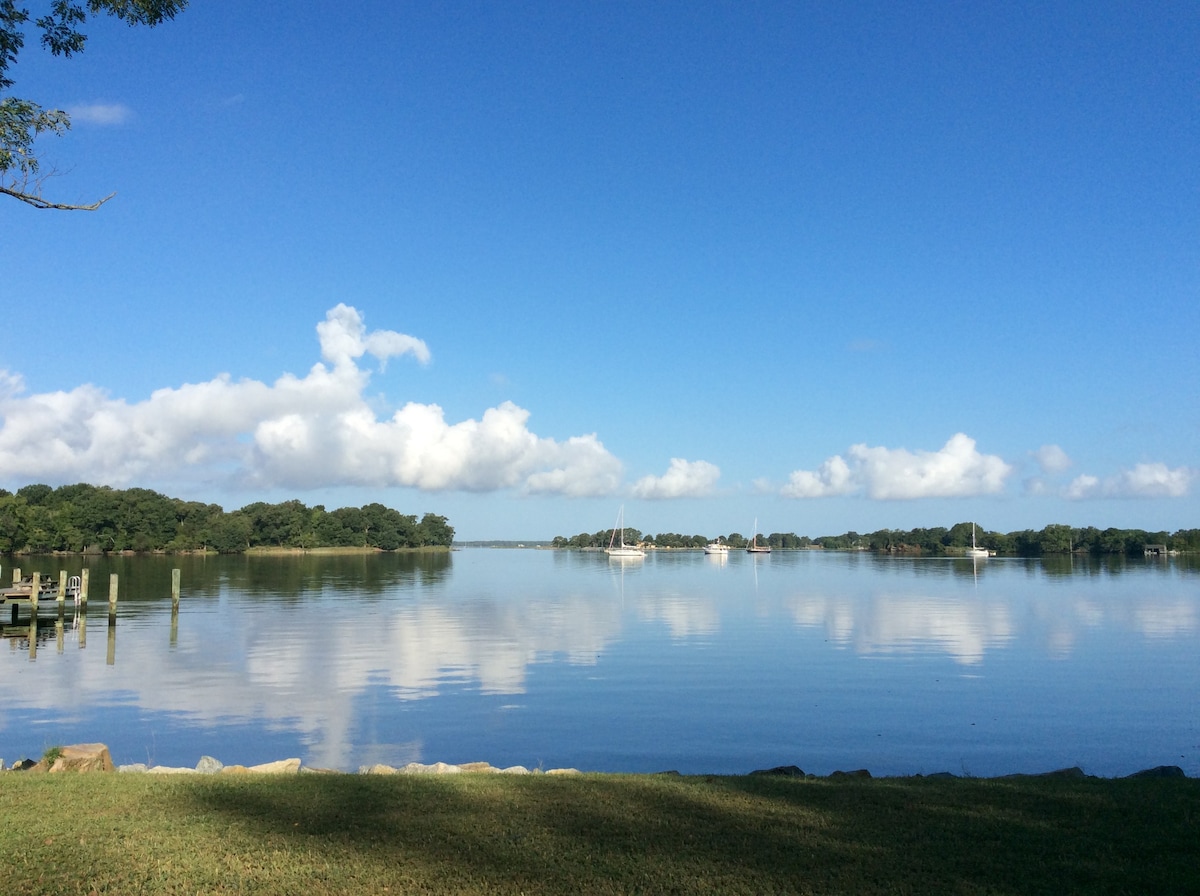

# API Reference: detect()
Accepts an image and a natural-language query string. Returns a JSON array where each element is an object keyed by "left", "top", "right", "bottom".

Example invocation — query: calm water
[{"left": 1, "top": 549, "right": 1197, "bottom": 777}]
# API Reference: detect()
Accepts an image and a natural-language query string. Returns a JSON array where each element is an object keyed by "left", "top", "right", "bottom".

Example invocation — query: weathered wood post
[
  {"left": 57, "top": 568, "right": 67, "bottom": 624},
  {"left": 27, "top": 571, "right": 40, "bottom": 659},
  {"left": 170, "top": 568, "right": 181, "bottom": 647},
  {"left": 11, "top": 566, "right": 19, "bottom": 584},
  {"left": 108, "top": 573, "right": 118, "bottom": 622},
  {"left": 80, "top": 568, "right": 90, "bottom": 608}
]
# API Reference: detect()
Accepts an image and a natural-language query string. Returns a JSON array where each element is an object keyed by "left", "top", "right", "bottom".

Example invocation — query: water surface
[{"left": 1, "top": 549, "right": 1196, "bottom": 777}]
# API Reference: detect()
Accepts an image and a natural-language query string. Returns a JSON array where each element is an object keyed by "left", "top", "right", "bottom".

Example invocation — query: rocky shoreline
[{"left": 3, "top": 743, "right": 1189, "bottom": 780}]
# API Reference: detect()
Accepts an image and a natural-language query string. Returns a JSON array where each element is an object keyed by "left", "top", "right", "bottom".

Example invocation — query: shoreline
[{"left": 7, "top": 744, "right": 1189, "bottom": 781}]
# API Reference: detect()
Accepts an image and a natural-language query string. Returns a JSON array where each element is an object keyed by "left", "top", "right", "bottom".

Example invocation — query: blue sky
[{"left": 1, "top": 1, "right": 1196, "bottom": 540}]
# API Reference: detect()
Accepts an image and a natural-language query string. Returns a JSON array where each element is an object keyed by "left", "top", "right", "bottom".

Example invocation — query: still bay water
[{"left": 1, "top": 549, "right": 1197, "bottom": 777}]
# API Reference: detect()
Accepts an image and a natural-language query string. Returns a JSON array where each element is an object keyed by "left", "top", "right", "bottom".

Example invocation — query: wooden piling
[
  {"left": 80, "top": 568, "right": 90, "bottom": 607},
  {"left": 12, "top": 566, "right": 20, "bottom": 584},
  {"left": 58, "top": 569, "right": 67, "bottom": 603},
  {"left": 108, "top": 573, "right": 118, "bottom": 620},
  {"left": 30, "top": 572, "right": 40, "bottom": 614},
  {"left": 170, "top": 568, "right": 181, "bottom": 647}
]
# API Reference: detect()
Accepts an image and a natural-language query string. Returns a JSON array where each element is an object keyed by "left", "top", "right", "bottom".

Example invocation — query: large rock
[
  {"left": 1126, "top": 765, "right": 1186, "bottom": 779},
  {"left": 750, "top": 765, "right": 805, "bottom": 777},
  {"left": 402, "top": 762, "right": 461, "bottom": 774},
  {"left": 41, "top": 743, "right": 114, "bottom": 773},
  {"left": 218, "top": 759, "right": 301, "bottom": 774},
  {"left": 196, "top": 756, "right": 224, "bottom": 774}
]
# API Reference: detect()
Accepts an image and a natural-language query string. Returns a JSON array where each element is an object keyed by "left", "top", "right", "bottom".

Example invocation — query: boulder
[
  {"left": 750, "top": 765, "right": 806, "bottom": 777},
  {"left": 248, "top": 758, "right": 301, "bottom": 774},
  {"left": 45, "top": 743, "right": 114, "bottom": 773},
  {"left": 359, "top": 764, "right": 399, "bottom": 775},
  {"left": 196, "top": 756, "right": 224, "bottom": 774},
  {"left": 829, "top": 769, "right": 872, "bottom": 779},
  {"left": 402, "top": 762, "right": 461, "bottom": 774},
  {"left": 1126, "top": 765, "right": 1186, "bottom": 779}
]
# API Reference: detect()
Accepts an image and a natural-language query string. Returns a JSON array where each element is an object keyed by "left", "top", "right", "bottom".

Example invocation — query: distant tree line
[
  {"left": 553, "top": 528, "right": 813, "bottom": 550},
  {"left": 0, "top": 484, "right": 454, "bottom": 554},
  {"left": 553, "top": 522, "right": 1199, "bottom": 555}
]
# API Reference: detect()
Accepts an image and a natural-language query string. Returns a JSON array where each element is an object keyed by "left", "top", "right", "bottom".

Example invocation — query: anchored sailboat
[
  {"left": 966, "top": 522, "right": 989, "bottom": 559},
  {"left": 605, "top": 505, "right": 645, "bottom": 559},
  {"left": 747, "top": 518, "right": 771, "bottom": 553}
]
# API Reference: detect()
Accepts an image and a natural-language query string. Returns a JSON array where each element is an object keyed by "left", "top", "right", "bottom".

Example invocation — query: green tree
[
  {"left": 1040, "top": 524, "right": 1075, "bottom": 554},
  {"left": 204, "top": 511, "right": 252, "bottom": 554},
  {"left": 0, "top": 493, "right": 28, "bottom": 551},
  {"left": 1, "top": 0, "right": 187, "bottom": 209},
  {"left": 417, "top": 513, "right": 454, "bottom": 547}
]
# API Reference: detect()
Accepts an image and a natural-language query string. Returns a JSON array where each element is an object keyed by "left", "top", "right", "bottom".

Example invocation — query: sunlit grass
[{"left": 1, "top": 772, "right": 1196, "bottom": 894}]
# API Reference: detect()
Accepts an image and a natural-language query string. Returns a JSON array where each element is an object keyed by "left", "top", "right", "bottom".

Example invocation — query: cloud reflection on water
[{"left": 1, "top": 552, "right": 1196, "bottom": 774}]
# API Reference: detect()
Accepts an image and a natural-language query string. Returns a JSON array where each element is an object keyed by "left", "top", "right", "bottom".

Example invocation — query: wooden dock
[{"left": 0, "top": 567, "right": 183, "bottom": 661}]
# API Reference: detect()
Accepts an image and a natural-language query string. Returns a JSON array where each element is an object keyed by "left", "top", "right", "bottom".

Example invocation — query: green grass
[{"left": 1, "top": 772, "right": 1196, "bottom": 894}]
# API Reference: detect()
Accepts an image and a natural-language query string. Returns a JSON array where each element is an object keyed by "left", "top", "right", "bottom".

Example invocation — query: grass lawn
[{"left": 1, "top": 772, "right": 1196, "bottom": 894}]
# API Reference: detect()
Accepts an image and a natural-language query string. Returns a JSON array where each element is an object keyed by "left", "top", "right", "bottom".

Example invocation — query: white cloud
[
  {"left": 782, "top": 433, "right": 1012, "bottom": 500},
  {"left": 0, "top": 305, "right": 621, "bottom": 497},
  {"left": 1032, "top": 444, "right": 1072, "bottom": 473},
  {"left": 630, "top": 458, "right": 720, "bottom": 499},
  {"left": 316, "top": 302, "right": 430, "bottom": 368},
  {"left": 780, "top": 455, "right": 855, "bottom": 498},
  {"left": 1065, "top": 463, "right": 1194, "bottom": 500},
  {"left": 66, "top": 102, "right": 133, "bottom": 125}
]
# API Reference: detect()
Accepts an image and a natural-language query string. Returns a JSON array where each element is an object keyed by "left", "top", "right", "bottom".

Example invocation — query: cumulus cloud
[
  {"left": 0, "top": 305, "right": 621, "bottom": 497},
  {"left": 1064, "top": 463, "right": 1194, "bottom": 500},
  {"left": 630, "top": 458, "right": 720, "bottom": 499},
  {"left": 1032, "top": 444, "right": 1072, "bottom": 473},
  {"left": 66, "top": 102, "right": 133, "bottom": 125},
  {"left": 782, "top": 433, "right": 1012, "bottom": 500}
]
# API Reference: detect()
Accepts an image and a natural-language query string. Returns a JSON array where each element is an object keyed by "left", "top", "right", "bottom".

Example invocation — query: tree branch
[{"left": 0, "top": 182, "right": 114, "bottom": 209}]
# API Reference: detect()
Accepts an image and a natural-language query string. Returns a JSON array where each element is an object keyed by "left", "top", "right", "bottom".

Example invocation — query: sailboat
[
  {"left": 605, "top": 506, "right": 645, "bottom": 559},
  {"left": 747, "top": 518, "right": 771, "bottom": 553},
  {"left": 966, "top": 522, "right": 989, "bottom": 559}
]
